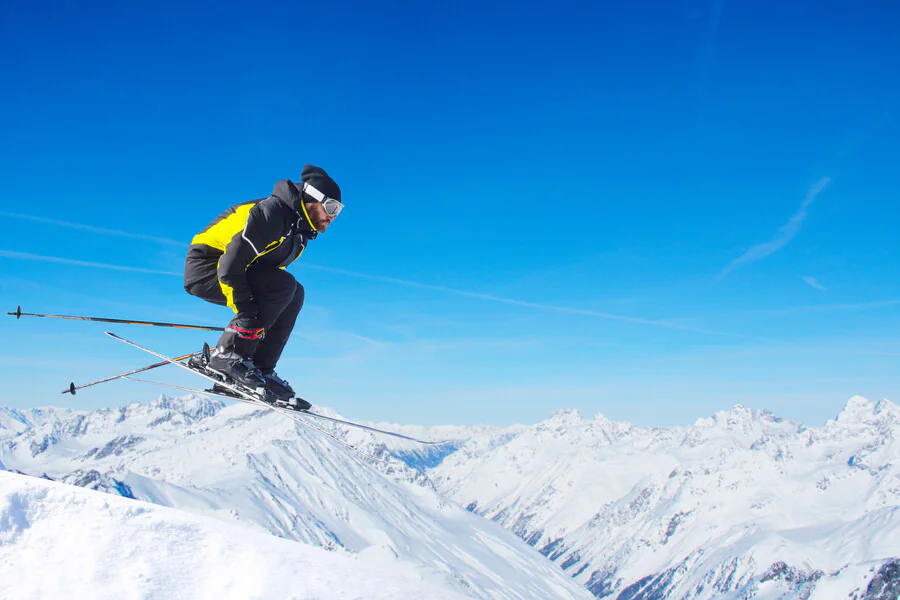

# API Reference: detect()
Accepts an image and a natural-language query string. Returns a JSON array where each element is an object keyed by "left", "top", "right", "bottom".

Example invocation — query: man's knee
[
  {"left": 184, "top": 279, "right": 228, "bottom": 306},
  {"left": 184, "top": 281, "right": 202, "bottom": 298}
]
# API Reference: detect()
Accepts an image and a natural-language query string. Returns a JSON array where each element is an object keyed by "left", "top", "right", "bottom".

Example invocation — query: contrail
[
  {"left": 1, "top": 247, "right": 737, "bottom": 336},
  {"left": 0, "top": 250, "right": 181, "bottom": 276},
  {"left": 1, "top": 214, "right": 720, "bottom": 332},
  {"left": 720, "top": 177, "right": 831, "bottom": 277},
  {"left": 0, "top": 227, "right": 756, "bottom": 339},
  {"left": 300, "top": 264, "right": 745, "bottom": 338},
  {"left": 802, "top": 276, "right": 828, "bottom": 292},
  {"left": 0, "top": 212, "right": 185, "bottom": 246}
]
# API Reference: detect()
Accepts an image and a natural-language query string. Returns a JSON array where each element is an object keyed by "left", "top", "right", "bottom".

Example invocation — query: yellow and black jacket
[{"left": 184, "top": 179, "right": 318, "bottom": 314}]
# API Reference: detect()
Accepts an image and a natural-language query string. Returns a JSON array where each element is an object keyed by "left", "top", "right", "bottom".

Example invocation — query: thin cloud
[
  {"left": 348, "top": 334, "right": 389, "bottom": 348},
  {"left": 708, "top": 298, "right": 900, "bottom": 320},
  {"left": 802, "top": 276, "right": 827, "bottom": 291},
  {"left": 719, "top": 177, "right": 831, "bottom": 278},
  {"left": 0, "top": 250, "right": 181, "bottom": 276},
  {"left": 783, "top": 299, "right": 900, "bottom": 313},
  {"left": 0, "top": 212, "right": 185, "bottom": 246},
  {"left": 0, "top": 217, "right": 760, "bottom": 340},
  {"left": 1, "top": 246, "right": 720, "bottom": 336},
  {"left": 0, "top": 215, "right": 729, "bottom": 336},
  {"left": 300, "top": 264, "right": 748, "bottom": 338}
]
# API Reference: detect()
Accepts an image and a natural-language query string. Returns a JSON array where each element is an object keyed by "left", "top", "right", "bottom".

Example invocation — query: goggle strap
[{"left": 302, "top": 182, "right": 327, "bottom": 202}]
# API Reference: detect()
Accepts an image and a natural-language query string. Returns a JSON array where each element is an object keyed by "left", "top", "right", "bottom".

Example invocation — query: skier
[{"left": 183, "top": 165, "right": 342, "bottom": 401}]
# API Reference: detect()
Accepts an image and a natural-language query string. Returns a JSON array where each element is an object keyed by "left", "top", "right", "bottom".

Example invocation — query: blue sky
[{"left": 2, "top": 0, "right": 899, "bottom": 427}]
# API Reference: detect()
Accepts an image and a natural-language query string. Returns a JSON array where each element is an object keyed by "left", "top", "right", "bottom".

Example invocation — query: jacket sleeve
[{"left": 217, "top": 200, "right": 287, "bottom": 314}]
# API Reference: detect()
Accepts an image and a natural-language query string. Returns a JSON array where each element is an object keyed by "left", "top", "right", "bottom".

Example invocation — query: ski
[
  {"left": 103, "top": 332, "right": 361, "bottom": 450},
  {"left": 106, "top": 331, "right": 265, "bottom": 400},
  {"left": 290, "top": 407, "right": 447, "bottom": 445},
  {"left": 105, "top": 332, "right": 447, "bottom": 445}
]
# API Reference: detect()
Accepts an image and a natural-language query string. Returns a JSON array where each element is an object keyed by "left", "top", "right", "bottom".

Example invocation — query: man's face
[{"left": 305, "top": 201, "right": 337, "bottom": 232}]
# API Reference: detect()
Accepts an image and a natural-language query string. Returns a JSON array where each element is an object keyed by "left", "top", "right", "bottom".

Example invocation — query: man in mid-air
[{"left": 183, "top": 164, "right": 342, "bottom": 402}]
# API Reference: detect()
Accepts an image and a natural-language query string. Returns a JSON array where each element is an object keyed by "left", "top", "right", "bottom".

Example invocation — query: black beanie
[{"left": 299, "top": 164, "right": 341, "bottom": 203}]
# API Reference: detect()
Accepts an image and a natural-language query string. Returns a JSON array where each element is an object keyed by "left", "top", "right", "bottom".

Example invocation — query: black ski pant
[{"left": 184, "top": 265, "right": 304, "bottom": 372}]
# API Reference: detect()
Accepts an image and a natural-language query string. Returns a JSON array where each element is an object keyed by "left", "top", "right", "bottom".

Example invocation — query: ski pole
[
  {"left": 8, "top": 306, "right": 224, "bottom": 332},
  {"left": 63, "top": 352, "right": 200, "bottom": 395}
]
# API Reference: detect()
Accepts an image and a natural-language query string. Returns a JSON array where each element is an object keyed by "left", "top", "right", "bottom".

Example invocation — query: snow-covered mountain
[
  {"left": 0, "top": 396, "right": 591, "bottom": 600},
  {"left": 3, "top": 394, "right": 898, "bottom": 599},
  {"left": 429, "top": 396, "right": 900, "bottom": 599},
  {"left": 0, "top": 469, "right": 470, "bottom": 600}
]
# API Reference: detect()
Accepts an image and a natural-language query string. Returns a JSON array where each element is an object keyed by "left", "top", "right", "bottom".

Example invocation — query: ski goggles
[{"left": 302, "top": 182, "right": 344, "bottom": 217}]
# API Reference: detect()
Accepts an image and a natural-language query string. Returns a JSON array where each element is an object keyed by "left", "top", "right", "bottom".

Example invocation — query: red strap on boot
[{"left": 227, "top": 324, "right": 266, "bottom": 340}]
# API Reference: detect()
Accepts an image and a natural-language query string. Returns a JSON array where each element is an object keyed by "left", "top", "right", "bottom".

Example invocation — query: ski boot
[
  {"left": 205, "top": 346, "right": 266, "bottom": 394},
  {"left": 260, "top": 372, "right": 311, "bottom": 411},
  {"left": 261, "top": 370, "right": 295, "bottom": 401}
]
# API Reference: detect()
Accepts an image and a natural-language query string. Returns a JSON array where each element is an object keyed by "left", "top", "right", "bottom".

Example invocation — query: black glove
[{"left": 226, "top": 312, "right": 265, "bottom": 340}]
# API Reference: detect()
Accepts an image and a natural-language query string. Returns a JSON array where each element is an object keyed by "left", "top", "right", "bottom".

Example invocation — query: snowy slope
[
  {"left": 0, "top": 395, "right": 592, "bottom": 600},
  {"left": 4, "top": 393, "right": 899, "bottom": 599},
  {"left": 430, "top": 397, "right": 900, "bottom": 599},
  {"left": 0, "top": 469, "right": 470, "bottom": 600}
]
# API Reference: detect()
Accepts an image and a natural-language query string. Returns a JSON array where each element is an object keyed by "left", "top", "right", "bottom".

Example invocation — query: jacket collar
[{"left": 271, "top": 179, "right": 318, "bottom": 235}]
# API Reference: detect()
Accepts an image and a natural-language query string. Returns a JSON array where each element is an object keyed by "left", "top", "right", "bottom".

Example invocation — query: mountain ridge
[
  {"left": 430, "top": 395, "right": 900, "bottom": 599},
  {"left": 2, "top": 394, "right": 897, "bottom": 599},
  {"left": 0, "top": 395, "right": 591, "bottom": 600}
]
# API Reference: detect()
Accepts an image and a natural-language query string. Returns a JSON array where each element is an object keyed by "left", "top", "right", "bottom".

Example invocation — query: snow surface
[
  {"left": 3, "top": 393, "right": 899, "bottom": 599},
  {"left": 0, "top": 469, "right": 469, "bottom": 600},
  {"left": 0, "top": 395, "right": 591, "bottom": 600},
  {"left": 429, "top": 397, "right": 900, "bottom": 599}
]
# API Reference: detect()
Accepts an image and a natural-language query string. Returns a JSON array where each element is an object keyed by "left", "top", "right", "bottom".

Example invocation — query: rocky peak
[
  {"left": 537, "top": 409, "right": 584, "bottom": 434},
  {"left": 834, "top": 396, "right": 900, "bottom": 427},
  {"left": 147, "top": 394, "right": 224, "bottom": 421}
]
